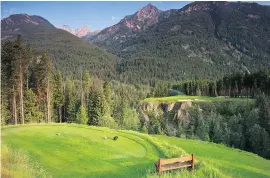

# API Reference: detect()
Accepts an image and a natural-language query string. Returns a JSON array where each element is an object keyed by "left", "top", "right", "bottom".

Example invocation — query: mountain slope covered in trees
[
  {"left": 1, "top": 14, "right": 118, "bottom": 79},
  {"left": 90, "top": 2, "right": 270, "bottom": 84},
  {"left": 90, "top": 4, "right": 176, "bottom": 47},
  {"left": 2, "top": 2, "right": 270, "bottom": 85}
]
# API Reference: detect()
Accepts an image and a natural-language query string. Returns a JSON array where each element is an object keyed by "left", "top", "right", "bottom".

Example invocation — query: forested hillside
[
  {"left": 1, "top": 1, "right": 270, "bottom": 162},
  {"left": 90, "top": 2, "right": 270, "bottom": 84},
  {"left": 1, "top": 14, "right": 118, "bottom": 79},
  {"left": 1, "top": 36, "right": 147, "bottom": 127},
  {"left": 2, "top": 2, "right": 270, "bottom": 85}
]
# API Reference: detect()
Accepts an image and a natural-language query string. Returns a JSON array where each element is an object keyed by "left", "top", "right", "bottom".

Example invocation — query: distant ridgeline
[
  {"left": 90, "top": 1, "right": 270, "bottom": 84},
  {"left": 2, "top": 36, "right": 270, "bottom": 160},
  {"left": 171, "top": 71, "right": 270, "bottom": 98},
  {"left": 1, "top": 2, "right": 270, "bottom": 85}
]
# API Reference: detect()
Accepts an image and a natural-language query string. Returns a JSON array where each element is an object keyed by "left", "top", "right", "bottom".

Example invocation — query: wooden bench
[{"left": 154, "top": 154, "right": 195, "bottom": 173}]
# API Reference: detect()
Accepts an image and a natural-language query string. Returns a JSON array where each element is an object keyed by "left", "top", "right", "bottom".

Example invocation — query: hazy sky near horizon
[{"left": 1, "top": 1, "right": 270, "bottom": 31}]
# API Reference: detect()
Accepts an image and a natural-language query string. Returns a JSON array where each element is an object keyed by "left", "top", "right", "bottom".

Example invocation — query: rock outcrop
[{"left": 140, "top": 101, "right": 192, "bottom": 122}]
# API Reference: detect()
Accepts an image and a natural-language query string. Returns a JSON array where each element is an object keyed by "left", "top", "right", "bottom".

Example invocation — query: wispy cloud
[
  {"left": 2, "top": 7, "right": 16, "bottom": 18},
  {"left": 111, "top": 16, "right": 122, "bottom": 21},
  {"left": 9, "top": 8, "right": 16, "bottom": 14}
]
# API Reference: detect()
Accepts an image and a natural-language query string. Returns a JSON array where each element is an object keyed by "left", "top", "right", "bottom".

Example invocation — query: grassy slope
[
  {"left": 1, "top": 124, "right": 159, "bottom": 178},
  {"left": 142, "top": 95, "right": 253, "bottom": 103},
  {"left": 156, "top": 136, "right": 270, "bottom": 178},
  {"left": 2, "top": 124, "right": 270, "bottom": 178}
]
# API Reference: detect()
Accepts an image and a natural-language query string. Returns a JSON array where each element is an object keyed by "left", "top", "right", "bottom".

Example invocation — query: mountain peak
[
  {"left": 75, "top": 26, "right": 91, "bottom": 37},
  {"left": 59, "top": 25, "right": 91, "bottom": 38},
  {"left": 60, "top": 25, "right": 74, "bottom": 34},
  {"left": 139, "top": 3, "right": 160, "bottom": 14},
  {"left": 143, "top": 3, "right": 156, "bottom": 9},
  {"left": 136, "top": 3, "right": 161, "bottom": 22},
  {"left": 1, "top": 14, "right": 54, "bottom": 29}
]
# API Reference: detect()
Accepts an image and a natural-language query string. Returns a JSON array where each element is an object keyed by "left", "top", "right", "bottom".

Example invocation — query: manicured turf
[
  {"left": 142, "top": 96, "right": 253, "bottom": 103},
  {"left": 1, "top": 124, "right": 160, "bottom": 178},
  {"left": 2, "top": 124, "right": 270, "bottom": 178},
  {"left": 155, "top": 136, "right": 270, "bottom": 178}
]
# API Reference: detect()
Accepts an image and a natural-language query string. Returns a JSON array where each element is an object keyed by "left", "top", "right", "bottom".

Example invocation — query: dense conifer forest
[{"left": 2, "top": 36, "right": 270, "bottom": 160}]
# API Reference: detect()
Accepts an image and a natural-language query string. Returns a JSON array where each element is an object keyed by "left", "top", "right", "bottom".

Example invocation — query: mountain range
[
  {"left": 92, "top": 1, "right": 270, "bottom": 83},
  {"left": 1, "top": 14, "right": 118, "bottom": 79},
  {"left": 1, "top": 1, "right": 270, "bottom": 84},
  {"left": 58, "top": 25, "right": 100, "bottom": 39}
]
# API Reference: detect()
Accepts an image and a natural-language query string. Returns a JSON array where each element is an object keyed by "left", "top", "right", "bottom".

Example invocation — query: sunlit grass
[
  {"left": 1, "top": 144, "right": 51, "bottom": 178},
  {"left": 142, "top": 95, "right": 253, "bottom": 103},
  {"left": 2, "top": 124, "right": 269, "bottom": 178}
]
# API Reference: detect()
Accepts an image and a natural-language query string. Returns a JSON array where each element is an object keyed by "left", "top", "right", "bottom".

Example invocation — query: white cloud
[
  {"left": 9, "top": 8, "right": 16, "bottom": 14},
  {"left": 111, "top": 16, "right": 122, "bottom": 21},
  {"left": 2, "top": 7, "right": 16, "bottom": 16}
]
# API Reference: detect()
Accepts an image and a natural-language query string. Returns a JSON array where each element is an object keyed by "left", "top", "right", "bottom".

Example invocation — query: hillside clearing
[
  {"left": 142, "top": 96, "right": 254, "bottom": 103},
  {"left": 2, "top": 124, "right": 270, "bottom": 178}
]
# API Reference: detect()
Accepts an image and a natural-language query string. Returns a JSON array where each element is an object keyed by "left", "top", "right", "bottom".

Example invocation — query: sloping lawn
[{"left": 2, "top": 124, "right": 269, "bottom": 178}]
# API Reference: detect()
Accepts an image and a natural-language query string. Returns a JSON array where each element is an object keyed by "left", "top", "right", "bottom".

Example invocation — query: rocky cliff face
[
  {"left": 60, "top": 25, "right": 74, "bottom": 33},
  {"left": 140, "top": 101, "right": 192, "bottom": 123},
  {"left": 59, "top": 25, "right": 91, "bottom": 38},
  {"left": 75, "top": 26, "right": 91, "bottom": 37},
  {"left": 90, "top": 3, "right": 173, "bottom": 45},
  {"left": 1, "top": 14, "right": 54, "bottom": 32}
]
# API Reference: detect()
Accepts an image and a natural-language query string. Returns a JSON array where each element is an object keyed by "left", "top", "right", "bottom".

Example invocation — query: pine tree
[
  {"left": 88, "top": 87, "right": 103, "bottom": 125},
  {"left": 248, "top": 124, "right": 263, "bottom": 153},
  {"left": 83, "top": 70, "right": 92, "bottom": 107},
  {"left": 76, "top": 105, "right": 88, "bottom": 124},
  {"left": 24, "top": 89, "right": 43, "bottom": 123},
  {"left": 121, "top": 103, "right": 140, "bottom": 130},
  {"left": 53, "top": 70, "right": 64, "bottom": 123},
  {"left": 65, "top": 76, "right": 77, "bottom": 122},
  {"left": 195, "top": 116, "right": 209, "bottom": 141},
  {"left": 103, "top": 82, "right": 113, "bottom": 114},
  {"left": 35, "top": 52, "right": 53, "bottom": 122},
  {"left": 256, "top": 94, "right": 270, "bottom": 134}
]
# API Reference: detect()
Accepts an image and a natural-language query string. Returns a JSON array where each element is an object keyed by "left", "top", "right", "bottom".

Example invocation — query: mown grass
[
  {"left": 2, "top": 124, "right": 270, "bottom": 178},
  {"left": 1, "top": 124, "right": 160, "bottom": 178},
  {"left": 142, "top": 96, "right": 253, "bottom": 103},
  {"left": 155, "top": 136, "right": 270, "bottom": 178}
]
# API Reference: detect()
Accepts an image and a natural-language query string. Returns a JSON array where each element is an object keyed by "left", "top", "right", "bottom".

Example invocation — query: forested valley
[{"left": 1, "top": 35, "right": 270, "bottom": 160}]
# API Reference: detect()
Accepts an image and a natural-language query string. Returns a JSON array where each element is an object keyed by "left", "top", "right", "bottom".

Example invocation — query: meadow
[
  {"left": 142, "top": 95, "right": 254, "bottom": 103},
  {"left": 2, "top": 124, "right": 270, "bottom": 178}
]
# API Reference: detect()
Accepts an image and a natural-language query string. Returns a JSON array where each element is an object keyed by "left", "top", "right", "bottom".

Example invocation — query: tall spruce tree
[
  {"left": 88, "top": 86, "right": 103, "bottom": 126},
  {"left": 24, "top": 89, "right": 43, "bottom": 123},
  {"left": 54, "top": 70, "right": 64, "bottom": 123},
  {"left": 35, "top": 52, "right": 53, "bottom": 122},
  {"left": 65, "top": 76, "right": 77, "bottom": 122},
  {"left": 76, "top": 105, "right": 88, "bottom": 124}
]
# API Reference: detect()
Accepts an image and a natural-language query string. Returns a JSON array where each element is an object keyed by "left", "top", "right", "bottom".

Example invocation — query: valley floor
[{"left": 1, "top": 124, "right": 270, "bottom": 178}]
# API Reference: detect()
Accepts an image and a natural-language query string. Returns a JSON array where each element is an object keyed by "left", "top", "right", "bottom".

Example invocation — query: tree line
[
  {"left": 142, "top": 96, "right": 270, "bottom": 159},
  {"left": 171, "top": 71, "right": 270, "bottom": 98},
  {"left": 1, "top": 36, "right": 144, "bottom": 129},
  {"left": 2, "top": 35, "right": 270, "bottom": 159}
]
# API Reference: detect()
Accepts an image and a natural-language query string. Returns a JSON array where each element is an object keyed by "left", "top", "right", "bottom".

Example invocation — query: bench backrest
[{"left": 156, "top": 154, "right": 195, "bottom": 173}]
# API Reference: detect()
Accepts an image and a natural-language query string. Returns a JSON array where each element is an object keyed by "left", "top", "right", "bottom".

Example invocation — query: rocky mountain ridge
[
  {"left": 89, "top": 3, "right": 174, "bottom": 45},
  {"left": 59, "top": 25, "right": 94, "bottom": 38}
]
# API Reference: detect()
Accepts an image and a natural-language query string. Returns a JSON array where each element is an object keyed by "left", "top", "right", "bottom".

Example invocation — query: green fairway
[
  {"left": 155, "top": 136, "right": 270, "bottom": 178},
  {"left": 2, "top": 124, "right": 270, "bottom": 178},
  {"left": 1, "top": 124, "right": 160, "bottom": 178},
  {"left": 142, "top": 96, "right": 253, "bottom": 103}
]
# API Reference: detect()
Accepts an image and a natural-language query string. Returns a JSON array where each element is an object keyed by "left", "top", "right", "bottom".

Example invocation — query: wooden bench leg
[{"left": 191, "top": 154, "right": 195, "bottom": 171}]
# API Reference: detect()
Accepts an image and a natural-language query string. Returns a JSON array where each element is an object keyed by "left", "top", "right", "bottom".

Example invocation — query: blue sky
[{"left": 1, "top": 1, "right": 270, "bottom": 31}]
